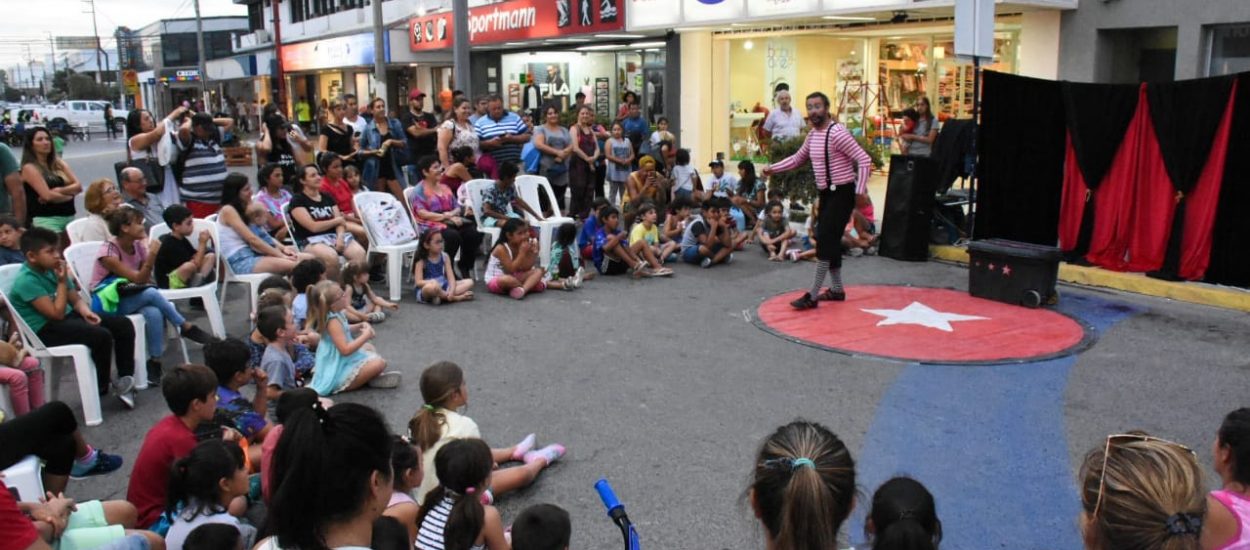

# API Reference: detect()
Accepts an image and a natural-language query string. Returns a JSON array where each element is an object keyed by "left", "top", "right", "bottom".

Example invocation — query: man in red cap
[{"left": 402, "top": 88, "right": 439, "bottom": 186}]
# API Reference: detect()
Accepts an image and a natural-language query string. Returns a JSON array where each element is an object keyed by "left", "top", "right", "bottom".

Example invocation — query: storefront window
[
  {"left": 1209, "top": 23, "right": 1250, "bottom": 76},
  {"left": 499, "top": 51, "right": 617, "bottom": 121},
  {"left": 880, "top": 32, "right": 1017, "bottom": 119}
]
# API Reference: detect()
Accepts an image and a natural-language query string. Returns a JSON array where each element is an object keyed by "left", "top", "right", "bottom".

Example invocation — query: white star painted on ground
[{"left": 862, "top": 301, "right": 990, "bottom": 332}]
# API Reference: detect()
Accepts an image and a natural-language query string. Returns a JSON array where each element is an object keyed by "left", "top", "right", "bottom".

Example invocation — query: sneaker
[
  {"left": 431, "top": 295, "right": 443, "bottom": 306},
  {"left": 70, "top": 450, "right": 124, "bottom": 479},
  {"left": 117, "top": 390, "right": 136, "bottom": 410},
  {"left": 112, "top": 375, "right": 135, "bottom": 397},
  {"left": 510, "top": 287, "right": 527, "bottom": 300},
  {"left": 700, "top": 257, "right": 713, "bottom": 269},
  {"left": 511, "top": 433, "right": 537, "bottom": 461},
  {"left": 523, "top": 444, "right": 566, "bottom": 466},
  {"left": 790, "top": 293, "right": 818, "bottom": 310},
  {"left": 818, "top": 288, "right": 847, "bottom": 302},
  {"left": 180, "top": 325, "right": 214, "bottom": 345},
  {"left": 652, "top": 267, "right": 674, "bottom": 277},
  {"left": 725, "top": 253, "right": 735, "bottom": 264},
  {"left": 866, "top": 246, "right": 878, "bottom": 256},
  {"left": 561, "top": 277, "right": 576, "bottom": 290},
  {"left": 786, "top": 249, "right": 800, "bottom": 262},
  {"left": 146, "top": 359, "right": 163, "bottom": 387},
  {"left": 367, "top": 371, "right": 402, "bottom": 389},
  {"left": 848, "top": 247, "right": 864, "bottom": 257},
  {"left": 367, "top": 311, "right": 386, "bottom": 323},
  {"left": 572, "top": 266, "right": 584, "bottom": 288}
]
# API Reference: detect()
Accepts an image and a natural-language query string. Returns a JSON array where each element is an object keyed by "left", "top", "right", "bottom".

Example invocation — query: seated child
[
  {"left": 260, "top": 387, "right": 322, "bottom": 503},
  {"left": 413, "top": 229, "right": 474, "bottom": 304},
  {"left": 481, "top": 162, "right": 543, "bottom": 228},
  {"left": 662, "top": 197, "right": 692, "bottom": 255},
  {"left": 899, "top": 108, "right": 919, "bottom": 155},
  {"left": 546, "top": 223, "right": 592, "bottom": 291},
  {"left": 680, "top": 198, "right": 734, "bottom": 268},
  {"left": 0, "top": 215, "right": 26, "bottom": 265},
  {"left": 0, "top": 334, "right": 43, "bottom": 416},
  {"left": 163, "top": 440, "right": 258, "bottom": 550},
  {"left": 409, "top": 362, "right": 563, "bottom": 504},
  {"left": 789, "top": 198, "right": 819, "bottom": 262},
  {"left": 204, "top": 338, "right": 273, "bottom": 466},
  {"left": 757, "top": 200, "right": 797, "bottom": 261},
  {"left": 382, "top": 436, "right": 424, "bottom": 547},
  {"left": 842, "top": 208, "right": 879, "bottom": 257},
  {"left": 155, "top": 204, "right": 217, "bottom": 290},
  {"left": 128, "top": 364, "right": 235, "bottom": 529},
  {"left": 593, "top": 206, "right": 662, "bottom": 278},
  {"left": 8, "top": 492, "right": 163, "bottom": 550},
  {"left": 578, "top": 198, "right": 611, "bottom": 259},
  {"left": 627, "top": 204, "right": 677, "bottom": 273},
  {"left": 1203, "top": 407, "right": 1250, "bottom": 550},
  {"left": 184, "top": 523, "right": 245, "bottom": 550},
  {"left": 863, "top": 477, "right": 941, "bottom": 549},
  {"left": 484, "top": 218, "right": 546, "bottom": 300},
  {"left": 305, "top": 280, "right": 399, "bottom": 395},
  {"left": 256, "top": 304, "right": 306, "bottom": 402},
  {"left": 12, "top": 227, "right": 137, "bottom": 407},
  {"left": 249, "top": 287, "right": 316, "bottom": 378},
  {"left": 289, "top": 258, "right": 326, "bottom": 330},
  {"left": 340, "top": 260, "right": 398, "bottom": 323},
  {"left": 244, "top": 202, "right": 282, "bottom": 248},
  {"left": 511, "top": 504, "right": 572, "bottom": 550},
  {"left": 414, "top": 439, "right": 510, "bottom": 550}
]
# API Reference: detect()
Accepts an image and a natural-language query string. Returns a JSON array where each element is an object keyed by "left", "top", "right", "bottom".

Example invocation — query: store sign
[
  {"left": 409, "top": 0, "right": 626, "bottom": 51},
  {"left": 282, "top": 33, "right": 389, "bottom": 72},
  {"left": 626, "top": 0, "right": 680, "bottom": 30},
  {"left": 746, "top": 0, "right": 819, "bottom": 18},
  {"left": 681, "top": 0, "right": 744, "bottom": 23}
]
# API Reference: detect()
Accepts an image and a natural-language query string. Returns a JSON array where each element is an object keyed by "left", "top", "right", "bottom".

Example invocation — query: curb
[{"left": 930, "top": 245, "right": 1250, "bottom": 313}]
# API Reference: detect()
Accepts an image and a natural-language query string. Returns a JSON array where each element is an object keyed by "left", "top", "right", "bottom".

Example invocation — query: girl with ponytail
[
  {"left": 260, "top": 402, "right": 394, "bottom": 550},
  {"left": 1200, "top": 407, "right": 1250, "bottom": 549},
  {"left": 749, "top": 419, "right": 857, "bottom": 550},
  {"left": 865, "top": 477, "right": 942, "bottom": 550},
  {"left": 414, "top": 439, "right": 508, "bottom": 550},
  {"left": 164, "top": 440, "right": 256, "bottom": 550}
]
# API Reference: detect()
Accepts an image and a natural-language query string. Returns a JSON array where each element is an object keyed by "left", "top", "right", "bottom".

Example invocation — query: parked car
[{"left": 35, "top": 100, "right": 129, "bottom": 133}]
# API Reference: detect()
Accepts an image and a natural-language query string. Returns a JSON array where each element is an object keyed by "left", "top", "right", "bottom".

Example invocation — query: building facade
[{"left": 134, "top": 17, "right": 251, "bottom": 114}]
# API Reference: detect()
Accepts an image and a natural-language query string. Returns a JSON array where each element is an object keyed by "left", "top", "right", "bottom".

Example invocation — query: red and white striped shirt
[{"left": 770, "top": 123, "right": 872, "bottom": 194}]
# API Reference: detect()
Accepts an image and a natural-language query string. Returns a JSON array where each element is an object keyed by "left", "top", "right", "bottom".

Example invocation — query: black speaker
[{"left": 880, "top": 155, "right": 938, "bottom": 261}]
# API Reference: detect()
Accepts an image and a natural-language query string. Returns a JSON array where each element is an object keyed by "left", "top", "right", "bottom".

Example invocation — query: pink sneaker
[
  {"left": 523, "top": 444, "right": 566, "bottom": 466},
  {"left": 511, "top": 433, "right": 536, "bottom": 461},
  {"left": 510, "top": 287, "right": 526, "bottom": 300}
]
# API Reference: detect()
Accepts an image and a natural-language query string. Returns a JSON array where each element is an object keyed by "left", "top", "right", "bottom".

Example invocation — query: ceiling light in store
[
  {"left": 504, "top": 42, "right": 528, "bottom": 46},
  {"left": 934, "top": 46, "right": 946, "bottom": 59},
  {"left": 743, "top": 40, "right": 754, "bottom": 50},
  {"left": 629, "top": 41, "right": 666, "bottom": 48},
  {"left": 644, "top": 48, "right": 660, "bottom": 52},
  {"left": 595, "top": 34, "right": 646, "bottom": 39},
  {"left": 821, "top": 15, "right": 876, "bottom": 21}
]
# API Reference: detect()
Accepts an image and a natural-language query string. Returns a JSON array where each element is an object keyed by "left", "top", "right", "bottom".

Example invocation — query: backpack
[{"left": 361, "top": 195, "right": 418, "bottom": 246}]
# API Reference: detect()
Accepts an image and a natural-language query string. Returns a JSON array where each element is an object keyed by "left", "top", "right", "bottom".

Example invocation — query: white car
[{"left": 36, "top": 100, "right": 129, "bottom": 133}]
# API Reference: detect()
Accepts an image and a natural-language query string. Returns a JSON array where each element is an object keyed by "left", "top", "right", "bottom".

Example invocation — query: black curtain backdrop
[
  {"left": 1206, "top": 73, "right": 1250, "bottom": 287},
  {"left": 1060, "top": 82, "right": 1139, "bottom": 259},
  {"left": 975, "top": 71, "right": 1066, "bottom": 244}
]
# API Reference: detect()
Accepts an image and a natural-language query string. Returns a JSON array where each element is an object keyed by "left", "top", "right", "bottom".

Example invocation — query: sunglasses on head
[{"left": 1091, "top": 433, "right": 1195, "bottom": 518}]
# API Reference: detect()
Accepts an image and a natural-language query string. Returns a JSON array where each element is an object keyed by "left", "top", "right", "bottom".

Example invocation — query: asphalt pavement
[{"left": 27, "top": 136, "right": 1250, "bottom": 549}]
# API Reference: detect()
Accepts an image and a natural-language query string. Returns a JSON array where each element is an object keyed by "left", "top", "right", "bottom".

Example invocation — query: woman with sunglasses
[
  {"left": 1202, "top": 408, "right": 1250, "bottom": 550},
  {"left": 1079, "top": 432, "right": 1206, "bottom": 550}
]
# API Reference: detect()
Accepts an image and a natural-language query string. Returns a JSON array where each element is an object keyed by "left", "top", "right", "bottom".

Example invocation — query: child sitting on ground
[
  {"left": 256, "top": 304, "right": 306, "bottom": 403},
  {"left": 481, "top": 162, "right": 543, "bottom": 228},
  {"left": 414, "top": 439, "right": 510, "bottom": 550},
  {"left": 0, "top": 334, "right": 42, "bottom": 416},
  {"left": 290, "top": 258, "right": 326, "bottom": 330},
  {"left": 663, "top": 197, "right": 692, "bottom": 251},
  {"left": 680, "top": 198, "right": 734, "bottom": 268},
  {"left": 163, "top": 440, "right": 258, "bottom": 550},
  {"left": 340, "top": 261, "right": 397, "bottom": 323},
  {"left": 1204, "top": 408, "right": 1250, "bottom": 550},
  {"left": 155, "top": 204, "right": 216, "bottom": 290},
  {"left": 204, "top": 338, "right": 273, "bottom": 465},
  {"left": 594, "top": 206, "right": 664, "bottom": 278},
  {"left": 842, "top": 208, "right": 879, "bottom": 257},
  {"left": 864, "top": 477, "right": 942, "bottom": 550},
  {"left": 413, "top": 229, "right": 475, "bottom": 305},
  {"left": 382, "top": 435, "right": 424, "bottom": 547},
  {"left": 249, "top": 287, "right": 316, "bottom": 379},
  {"left": 789, "top": 198, "right": 820, "bottom": 262},
  {"left": 749, "top": 421, "right": 857, "bottom": 550},
  {"left": 409, "top": 362, "right": 563, "bottom": 505},
  {"left": 546, "top": 223, "right": 590, "bottom": 291},
  {"left": 183, "top": 523, "right": 245, "bottom": 550},
  {"left": 259, "top": 387, "right": 322, "bottom": 503},
  {"left": 579, "top": 198, "right": 611, "bottom": 259},
  {"left": 128, "top": 364, "right": 240, "bottom": 529},
  {"left": 0, "top": 215, "right": 26, "bottom": 265},
  {"left": 628, "top": 204, "right": 677, "bottom": 272},
  {"left": 305, "top": 280, "right": 400, "bottom": 394},
  {"left": 511, "top": 504, "right": 572, "bottom": 550},
  {"left": 485, "top": 218, "right": 546, "bottom": 300},
  {"left": 757, "top": 201, "right": 797, "bottom": 261}
]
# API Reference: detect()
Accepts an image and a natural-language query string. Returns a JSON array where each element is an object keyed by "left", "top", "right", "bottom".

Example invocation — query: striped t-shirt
[
  {"left": 415, "top": 495, "right": 486, "bottom": 550},
  {"left": 474, "top": 112, "right": 528, "bottom": 166},
  {"left": 179, "top": 128, "right": 228, "bottom": 203},
  {"left": 769, "top": 122, "right": 872, "bottom": 194}
]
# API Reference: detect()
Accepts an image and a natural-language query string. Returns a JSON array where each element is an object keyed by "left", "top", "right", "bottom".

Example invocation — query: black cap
[{"left": 708, "top": 160, "right": 724, "bottom": 167}]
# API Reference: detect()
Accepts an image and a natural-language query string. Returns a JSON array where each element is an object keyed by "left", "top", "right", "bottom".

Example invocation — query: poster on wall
[
  {"left": 594, "top": 77, "right": 610, "bottom": 119},
  {"left": 763, "top": 38, "right": 796, "bottom": 109},
  {"left": 526, "top": 62, "right": 571, "bottom": 111}
]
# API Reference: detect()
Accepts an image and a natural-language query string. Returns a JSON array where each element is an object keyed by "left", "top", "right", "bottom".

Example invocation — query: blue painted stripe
[{"left": 848, "top": 294, "right": 1140, "bottom": 550}]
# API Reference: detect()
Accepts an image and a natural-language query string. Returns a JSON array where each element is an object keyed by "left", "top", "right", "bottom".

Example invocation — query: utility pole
[
  {"left": 48, "top": 34, "right": 57, "bottom": 77},
  {"left": 85, "top": 0, "right": 103, "bottom": 84},
  {"left": 272, "top": 0, "right": 286, "bottom": 114},
  {"left": 372, "top": 0, "right": 387, "bottom": 103},
  {"left": 453, "top": 0, "right": 470, "bottom": 100},
  {"left": 194, "top": 0, "right": 208, "bottom": 99}
]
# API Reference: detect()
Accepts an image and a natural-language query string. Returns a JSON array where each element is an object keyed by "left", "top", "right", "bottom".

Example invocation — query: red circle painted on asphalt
[{"left": 756, "top": 285, "right": 1087, "bottom": 364}]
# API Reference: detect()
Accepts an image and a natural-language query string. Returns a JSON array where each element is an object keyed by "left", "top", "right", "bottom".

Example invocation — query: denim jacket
[{"left": 361, "top": 117, "right": 406, "bottom": 187}]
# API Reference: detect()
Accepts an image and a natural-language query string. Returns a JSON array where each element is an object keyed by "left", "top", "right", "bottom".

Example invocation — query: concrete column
[
  {"left": 680, "top": 31, "right": 715, "bottom": 163},
  {"left": 1018, "top": 11, "right": 1061, "bottom": 80}
]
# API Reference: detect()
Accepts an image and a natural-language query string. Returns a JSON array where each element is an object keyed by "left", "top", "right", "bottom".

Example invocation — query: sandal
[{"left": 367, "top": 311, "right": 386, "bottom": 323}]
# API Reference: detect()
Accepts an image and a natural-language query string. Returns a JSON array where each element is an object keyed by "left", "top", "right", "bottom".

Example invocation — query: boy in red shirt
[{"left": 126, "top": 363, "right": 234, "bottom": 529}]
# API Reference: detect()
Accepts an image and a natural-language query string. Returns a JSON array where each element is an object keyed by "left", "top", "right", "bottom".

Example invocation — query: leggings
[
  {"left": 115, "top": 287, "right": 186, "bottom": 360},
  {"left": 37, "top": 313, "right": 136, "bottom": 394},
  {"left": 0, "top": 401, "right": 78, "bottom": 475},
  {"left": 440, "top": 224, "right": 482, "bottom": 279},
  {"left": 816, "top": 183, "right": 857, "bottom": 267},
  {"left": 0, "top": 357, "right": 45, "bottom": 416}
]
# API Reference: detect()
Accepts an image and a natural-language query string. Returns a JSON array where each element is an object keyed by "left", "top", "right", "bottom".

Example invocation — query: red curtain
[
  {"left": 1058, "top": 133, "right": 1088, "bottom": 252},
  {"left": 1179, "top": 80, "right": 1238, "bottom": 280}
]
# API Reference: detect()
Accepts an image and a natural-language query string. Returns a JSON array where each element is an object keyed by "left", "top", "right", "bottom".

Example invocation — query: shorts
[
  {"left": 487, "top": 272, "right": 546, "bottom": 294},
  {"left": 32, "top": 215, "right": 74, "bottom": 233},
  {"left": 681, "top": 243, "right": 723, "bottom": 264},
  {"left": 415, "top": 277, "right": 450, "bottom": 303},
  {"left": 581, "top": 244, "right": 593, "bottom": 259},
  {"left": 481, "top": 212, "right": 521, "bottom": 228},
  {"left": 303, "top": 233, "right": 356, "bottom": 248},
  {"left": 167, "top": 270, "right": 188, "bottom": 289},
  {"left": 674, "top": 188, "right": 693, "bottom": 202},
  {"left": 59, "top": 500, "right": 127, "bottom": 550},
  {"left": 227, "top": 248, "right": 261, "bottom": 275},
  {"left": 599, "top": 255, "right": 630, "bottom": 275}
]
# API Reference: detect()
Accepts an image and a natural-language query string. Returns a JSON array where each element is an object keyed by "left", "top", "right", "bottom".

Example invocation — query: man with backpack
[{"left": 176, "top": 112, "right": 234, "bottom": 218}]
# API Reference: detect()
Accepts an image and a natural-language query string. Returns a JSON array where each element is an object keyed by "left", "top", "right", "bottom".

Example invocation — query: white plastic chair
[
  {"left": 63, "top": 243, "right": 159, "bottom": 382},
  {"left": 0, "top": 265, "right": 103, "bottom": 426},
  {"left": 516, "top": 175, "right": 575, "bottom": 269},
  {"left": 209, "top": 216, "right": 268, "bottom": 316},
  {"left": 0, "top": 385, "right": 12, "bottom": 419},
  {"left": 1, "top": 455, "right": 44, "bottom": 501},
  {"left": 281, "top": 207, "right": 303, "bottom": 253},
  {"left": 146, "top": 220, "right": 227, "bottom": 339},
  {"left": 354, "top": 191, "right": 421, "bottom": 301},
  {"left": 66, "top": 218, "right": 93, "bottom": 244},
  {"left": 464, "top": 179, "right": 502, "bottom": 251}
]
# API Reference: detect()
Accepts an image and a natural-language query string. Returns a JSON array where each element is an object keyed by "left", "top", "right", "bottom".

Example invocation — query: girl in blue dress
[{"left": 305, "top": 280, "right": 400, "bottom": 394}]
